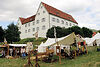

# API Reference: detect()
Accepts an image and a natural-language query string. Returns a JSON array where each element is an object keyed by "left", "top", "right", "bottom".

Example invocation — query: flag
[
  {"left": 4, "top": 38, "right": 7, "bottom": 44},
  {"left": 54, "top": 27, "right": 56, "bottom": 38},
  {"left": 54, "top": 27, "right": 57, "bottom": 42},
  {"left": 34, "top": 31, "right": 38, "bottom": 40}
]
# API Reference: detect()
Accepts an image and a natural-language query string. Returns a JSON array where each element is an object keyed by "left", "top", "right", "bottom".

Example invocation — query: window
[
  {"left": 70, "top": 23, "right": 72, "bottom": 26},
  {"left": 33, "top": 28, "right": 35, "bottom": 32},
  {"left": 57, "top": 19, "right": 59, "bottom": 23},
  {"left": 33, "top": 22, "right": 35, "bottom": 25},
  {"left": 36, "top": 20, "right": 39, "bottom": 24},
  {"left": 38, "top": 13, "right": 40, "bottom": 15},
  {"left": 25, "top": 24, "right": 27, "bottom": 27},
  {"left": 28, "top": 29, "right": 30, "bottom": 32},
  {"left": 25, "top": 30, "right": 27, "bottom": 33},
  {"left": 52, "top": 25, "right": 55, "bottom": 27},
  {"left": 36, "top": 27, "right": 39, "bottom": 31},
  {"left": 42, "top": 18, "right": 45, "bottom": 22},
  {"left": 19, "top": 27, "right": 21, "bottom": 30},
  {"left": 43, "top": 11, "right": 45, "bottom": 13},
  {"left": 73, "top": 24, "right": 75, "bottom": 26},
  {"left": 18, "top": 23, "right": 19, "bottom": 25},
  {"left": 28, "top": 23, "right": 30, "bottom": 26},
  {"left": 61, "top": 20, "right": 64, "bottom": 24},
  {"left": 66, "top": 22, "right": 68, "bottom": 25},
  {"left": 52, "top": 18, "right": 55, "bottom": 22},
  {"left": 42, "top": 25, "right": 46, "bottom": 30},
  {"left": 41, "top": 6, "right": 43, "bottom": 8},
  {"left": 56, "top": 12, "right": 59, "bottom": 15}
]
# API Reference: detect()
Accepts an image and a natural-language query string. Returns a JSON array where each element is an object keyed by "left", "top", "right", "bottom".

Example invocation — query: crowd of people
[
  {"left": 0, "top": 47, "right": 27, "bottom": 58},
  {"left": 9, "top": 47, "right": 26, "bottom": 58}
]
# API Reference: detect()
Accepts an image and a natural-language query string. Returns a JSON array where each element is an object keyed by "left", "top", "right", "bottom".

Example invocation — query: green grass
[
  {"left": 14, "top": 37, "right": 47, "bottom": 45},
  {"left": 0, "top": 46, "right": 100, "bottom": 67}
]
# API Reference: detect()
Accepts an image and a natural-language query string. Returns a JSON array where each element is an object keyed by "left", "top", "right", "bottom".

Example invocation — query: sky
[{"left": 0, "top": 0, "right": 100, "bottom": 30}]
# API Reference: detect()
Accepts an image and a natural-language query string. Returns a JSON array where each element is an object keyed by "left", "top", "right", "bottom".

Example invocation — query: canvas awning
[
  {"left": 40, "top": 32, "right": 77, "bottom": 47},
  {"left": 53, "top": 32, "right": 76, "bottom": 45}
]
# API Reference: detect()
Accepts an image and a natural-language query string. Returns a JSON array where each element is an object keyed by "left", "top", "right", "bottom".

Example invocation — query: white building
[{"left": 17, "top": 2, "right": 78, "bottom": 39}]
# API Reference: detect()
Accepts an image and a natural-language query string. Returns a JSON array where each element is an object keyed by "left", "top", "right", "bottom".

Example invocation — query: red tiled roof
[
  {"left": 19, "top": 15, "right": 36, "bottom": 24},
  {"left": 92, "top": 32, "right": 96, "bottom": 37},
  {"left": 19, "top": 2, "right": 77, "bottom": 24},
  {"left": 42, "top": 2, "right": 78, "bottom": 24}
]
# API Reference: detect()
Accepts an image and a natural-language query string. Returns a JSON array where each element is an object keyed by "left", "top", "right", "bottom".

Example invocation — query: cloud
[{"left": 0, "top": 0, "right": 100, "bottom": 30}]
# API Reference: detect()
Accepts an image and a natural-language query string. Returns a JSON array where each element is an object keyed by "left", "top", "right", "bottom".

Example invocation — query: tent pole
[
  {"left": 54, "top": 27, "right": 61, "bottom": 64},
  {"left": 7, "top": 44, "right": 9, "bottom": 56}
]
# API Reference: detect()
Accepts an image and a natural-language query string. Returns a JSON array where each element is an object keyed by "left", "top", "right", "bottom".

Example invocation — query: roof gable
[
  {"left": 42, "top": 2, "right": 77, "bottom": 24},
  {"left": 19, "top": 15, "right": 36, "bottom": 24}
]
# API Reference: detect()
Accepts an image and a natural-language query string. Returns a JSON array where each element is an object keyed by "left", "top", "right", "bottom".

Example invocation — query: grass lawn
[{"left": 0, "top": 46, "right": 100, "bottom": 67}]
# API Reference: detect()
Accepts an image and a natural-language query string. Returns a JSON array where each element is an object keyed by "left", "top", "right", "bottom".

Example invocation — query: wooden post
[
  {"left": 56, "top": 42, "right": 61, "bottom": 64},
  {"left": 35, "top": 52, "right": 40, "bottom": 67},
  {"left": 28, "top": 51, "right": 30, "bottom": 66},
  {"left": 59, "top": 45, "right": 61, "bottom": 64},
  {"left": 28, "top": 51, "right": 33, "bottom": 67},
  {"left": 7, "top": 44, "right": 9, "bottom": 56}
]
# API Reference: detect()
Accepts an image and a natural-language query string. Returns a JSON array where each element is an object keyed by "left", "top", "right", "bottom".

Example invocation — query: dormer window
[
  {"left": 56, "top": 12, "right": 59, "bottom": 15},
  {"left": 68, "top": 17, "right": 72, "bottom": 20}
]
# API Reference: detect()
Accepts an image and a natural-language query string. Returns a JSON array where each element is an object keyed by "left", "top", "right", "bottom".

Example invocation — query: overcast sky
[{"left": 0, "top": 0, "right": 100, "bottom": 30}]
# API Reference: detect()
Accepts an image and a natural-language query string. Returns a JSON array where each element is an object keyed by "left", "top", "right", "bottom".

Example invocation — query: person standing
[
  {"left": 21, "top": 47, "right": 26, "bottom": 58},
  {"left": 10, "top": 48, "right": 13, "bottom": 56}
]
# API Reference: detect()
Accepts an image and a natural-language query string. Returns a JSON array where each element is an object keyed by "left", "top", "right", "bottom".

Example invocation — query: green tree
[
  {"left": 46, "top": 26, "right": 65, "bottom": 38},
  {"left": 0, "top": 26, "right": 5, "bottom": 42},
  {"left": 46, "top": 26, "right": 93, "bottom": 38},
  {"left": 5, "top": 23, "right": 21, "bottom": 43},
  {"left": 82, "top": 27, "right": 93, "bottom": 38},
  {"left": 98, "top": 30, "right": 100, "bottom": 33},
  {"left": 69, "top": 26, "right": 83, "bottom": 36}
]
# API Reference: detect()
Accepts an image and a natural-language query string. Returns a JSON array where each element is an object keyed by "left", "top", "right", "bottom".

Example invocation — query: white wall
[
  {"left": 34, "top": 3, "right": 50, "bottom": 38},
  {"left": 49, "top": 14, "right": 77, "bottom": 28},
  {"left": 18, "top": 3, "right": 50, "bottom": 39}
]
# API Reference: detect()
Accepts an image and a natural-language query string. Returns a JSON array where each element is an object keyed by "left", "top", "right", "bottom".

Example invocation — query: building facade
[{"left": 17, "top": 2, "right": 78, "bottom": 39}]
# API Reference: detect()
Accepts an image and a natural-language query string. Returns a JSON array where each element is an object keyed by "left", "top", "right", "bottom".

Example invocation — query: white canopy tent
[
  {"left": 9, "top": 44, "right": 27, "bottom": 47},
  {"left": 83, "top": 33, "right": 100, "bottom": 46},
  {"left": 38, "top": 32, "right": 83, "bottom": 53},
  {"left": 96, "top": 39, "right": 100, "bottom": 46},
  {"left": 83, "top": 38, "right": 94, "bottom": 46}
]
